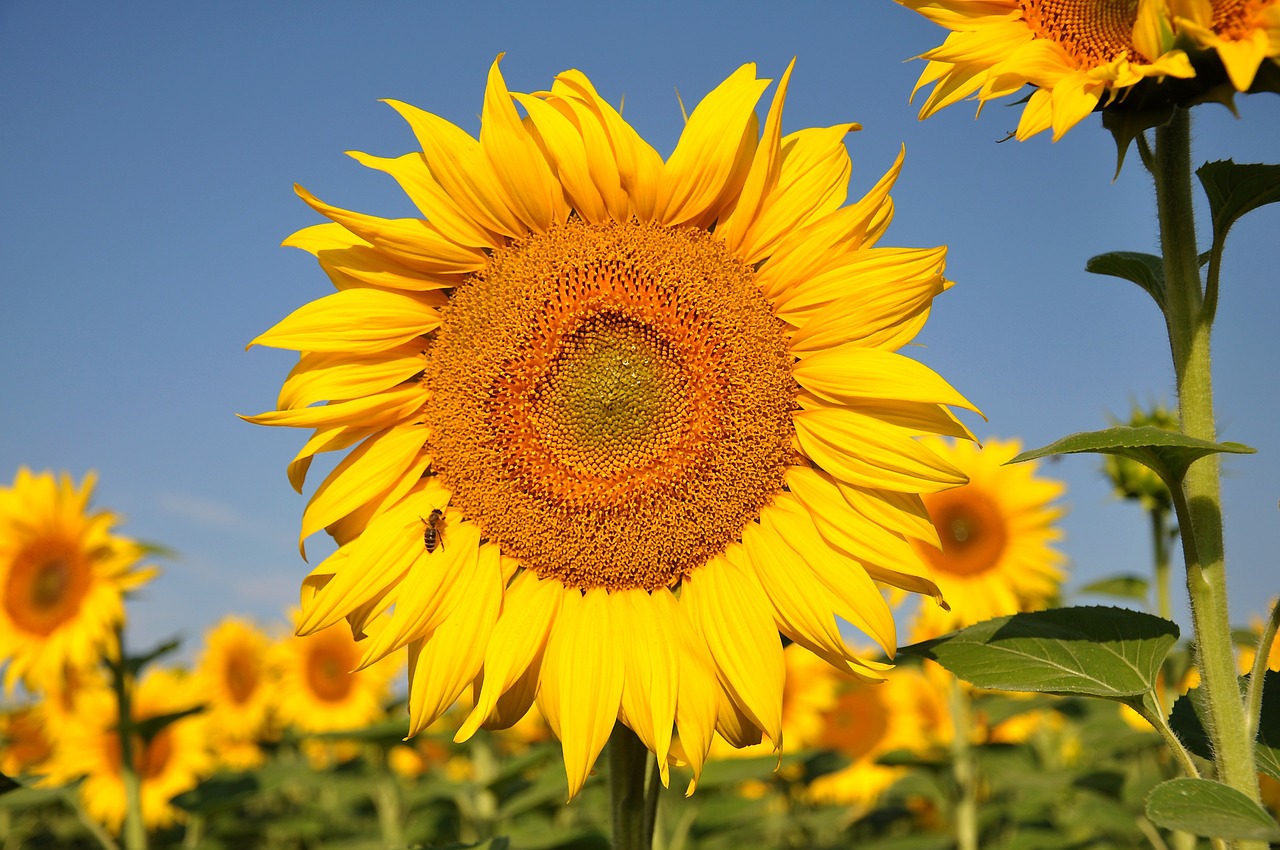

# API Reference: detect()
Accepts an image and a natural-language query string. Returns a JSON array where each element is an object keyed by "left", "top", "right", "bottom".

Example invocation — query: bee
[{"left": 420, "top": 509, "right": 445, "bottom": 553}]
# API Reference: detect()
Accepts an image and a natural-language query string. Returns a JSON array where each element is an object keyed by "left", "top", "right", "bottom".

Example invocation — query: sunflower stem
[
  {"left": 609, "top": 723, "right": 656, "bottom": 850},
  {"left": 1151, "top": 506, "right": 1173, "bottom": 624},
  {"left": 1245, "top": 598, "right": 1280, "bottom": 741},
  {"left": 946, "top": 676, "right": 979, "bottom": 850},
  {"left": 110, "top": 625, "right": 148, "bottom": 850},
  {"left": 1153, "top": 107, "right": 1263, "bottom": 848}
]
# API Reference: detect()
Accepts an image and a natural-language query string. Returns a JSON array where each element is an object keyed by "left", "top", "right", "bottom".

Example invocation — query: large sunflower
[
  {"left": 54, "top": 667, "right": 213, "bottom": 833},
  {"left": 0, "top": 469, "right": 157, "bottom": 692},
  {"left": 908, "top": 437, "right": 1066, "bottom": 641},
  {"left": 248, "top": 57, "right": 977, "bottom": 797},
  {"left": 898, "top": 0, "right": 1196, "bottom": 140}
]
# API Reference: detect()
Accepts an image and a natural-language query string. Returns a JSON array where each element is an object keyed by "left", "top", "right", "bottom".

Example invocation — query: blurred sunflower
[
  {"left": 898, "top": 0, "right": 1195, "bottom": 139},
  {"left": 0, "top": 469, "right": 157, "bottom": 692},
  {"left": 54, "top": 667, "right": 212, "bottom": 833},
  {"left": 195, "top": 616, "right": 277, "bottom": 769},
  {"left": 271, "top": 616, "right": 396, "bottom": 736},
  {"left": 909, "top": 438, "right": 1066, "bottom": 641},
  {"left": 1171, "top": 0, "right": 1280, "bottom": 91},
  {"left": 248, "top": 56, "right": 977, "bottom": 797},
  {"left": 1236, "top": 600, "right": 1280, "bottom": 675},
  {"left": 0, "top": 703, "right": 57, "bottom": 782},
  {"left": 806, "top": 665, "right": 943, "bottom": 813}
]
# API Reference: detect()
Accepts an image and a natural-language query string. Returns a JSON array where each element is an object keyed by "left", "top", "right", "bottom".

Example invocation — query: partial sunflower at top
[{"left": 246, "top": 56, "right": 979, "bottom": 799}]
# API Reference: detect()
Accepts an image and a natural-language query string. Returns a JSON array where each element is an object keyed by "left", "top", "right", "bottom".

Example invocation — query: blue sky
[{"left": 3, "top": 1, "right": 1277, "bottom": 658}]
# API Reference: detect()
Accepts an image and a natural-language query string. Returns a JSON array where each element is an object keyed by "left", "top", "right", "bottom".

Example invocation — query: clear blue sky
[{"left": 3, "top": 1, "right": 1277, "bottom": 657}]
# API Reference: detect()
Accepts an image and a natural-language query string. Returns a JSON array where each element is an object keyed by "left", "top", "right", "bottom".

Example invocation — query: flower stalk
[
  {"left": 109, "top": 626, "right": 147, "bottom": 850},
  {"left": 947, "top": 677, "right": 978, "bottom": 850},
  {"left": 1151, "top": 108, "right": 1263, "bottom": 847},
  {"left": 609, "top": 723, "right": 657, "bottom": 850}
]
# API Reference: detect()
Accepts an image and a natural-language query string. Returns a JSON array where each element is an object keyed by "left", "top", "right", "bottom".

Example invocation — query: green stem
[
  {"left": 609, "top": 723, "right": 656, "bottom": 850},
  {"left": 372, "top": 773, "right": 405, "bottom": 849},
  {"left": 1131, "top": 696, "right": 1201, "bottom": 780},
  {"left": 947, "top": 677, "right": 979, "bottom": 850},
  {"left": 109, "top": 626, "right": 147, "bottom": 850},
  {"left": 1245, "top": 597, "right": 1280, "bottom": 740},
  {"left": 1153, "top": 108, "right": 1263, "bottom": 847},
  {"left": 1151, "top": 507, "right": 1173, "bottom": 624}
]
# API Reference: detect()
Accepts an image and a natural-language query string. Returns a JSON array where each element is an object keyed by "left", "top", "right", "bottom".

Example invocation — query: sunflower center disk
[
  {"left": 919, "top": 488, "right": 1009, "bottom": 578},
  {"left": 426, "top": 220, "right": 795, "bottom": 592},
  {"left": 4, "top": 543, "right": 87, "bottom": 636},
  {"left": 532, "top": 312, "right": 686, "bottom": 477},
  {"left": 1019, "top": 0, "right": 1140, "bottom": 67}
]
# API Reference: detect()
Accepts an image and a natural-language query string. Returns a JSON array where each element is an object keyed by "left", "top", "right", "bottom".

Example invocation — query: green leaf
[
  {"left": 1077, "top": 574, "right": 1150, "bottom": 601},
  {"left": 1146, "top": 777, "right": 1280, "bottom": 840},
  {"left": 1010, "top": 425, "right": 1254, "bottom": 489},
  {"left": 901, "top": 606, "right": 1179, "bottom": 699},
  {"left": 171, "top": 773, "right": 261, "bottom": 814},
  {"left": 1197, "top": 160, "right": 1280, "bottom": 249},
  {"left": 124, "top": 635, "right": 184, "bottom": 675},
  {"left": 1086, "top": 251, "right": 1166, "bottom": 311},
  {"left": 130, "top": 705, "right": 204, "bottom": 744}
]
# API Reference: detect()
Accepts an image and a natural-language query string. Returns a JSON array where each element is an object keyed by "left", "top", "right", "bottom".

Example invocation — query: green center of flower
[
  {"left": 532, "top": 311, "right": 686, "bottom": 476},
  {"left": 1020, "top": 0, "right": 1139, "bottom": 67},
  {"left": 425, "top": 219, "right": 796, "bottom": 592}
]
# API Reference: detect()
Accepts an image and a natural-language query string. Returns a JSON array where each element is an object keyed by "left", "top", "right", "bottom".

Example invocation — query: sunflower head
[
  {"left": 250, "top": 57, "right": 978, "bottom": 798},
  {"left": 899, "top": 0, "right": 1199, "bottom": 140},
  {"left": 909, "top": 438, "right": 1066, "bottom": 641},
  {"left": 0, "top": 468, "right": 158, "bottom": 692}
]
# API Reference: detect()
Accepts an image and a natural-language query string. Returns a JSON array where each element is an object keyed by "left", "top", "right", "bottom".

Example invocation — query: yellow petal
[
  {"left": 276, "top": 344, "right": 424, "bottom": 411},
  {"left": 458, "top": 570, "right": 563, "bottom": 741},
  {"left": 357, "top": 518, "right": 481, "bottom": 667},
  {"left": 672, "top": 599, "right": 718, "bottom": 794},
  {"left": 513, "top": 92, "right": 609, "bottom": 224},
  {"left": 406, "top": 543, "right": 503, "bottom": 736},
  {"left": 284, "top": 223, "right": 456, "bottom": 293},
  {"left": 717, "top": 59, "right": 792, "bottom": 259},
  {"left": 793, "top": 345, "right": 980, "bottom": 415},
  {"left": 346, "top": 151, "right": 502, "bottom": 250},
  {"left": 683, "top": 550, "right": 784, "bottom": 747},
  {"left": 299, "top": 425, "right": 427, "bottom": 553},
  {"left": 294, "top": 185, "right": 487, "bottom": 274},
  {"left": 248, "top": 288, "right": 440, "bottom": 354},
  {"left": 241, "top": 384, "right": 422, "bottom": 429},
  {"left": 615, "top": 588, "right": 678, "bottom": 787},
  {"left": 792, "top": 407, "right": 968, "bottom": 492},
  {"left": 540, "top": 587, "right": 624, "bottom": 800},
  {"left": 772, "top": 246, "right": 947, "bottom": 325},
  {"left": 656, "top": 64, "right": 770, "bottom": 228},
  {"left": 480, "top": 55, "right": 569, "bottom": 233},
  {"left": 541, "top": 86, "right": 630, "bottom": 221}
]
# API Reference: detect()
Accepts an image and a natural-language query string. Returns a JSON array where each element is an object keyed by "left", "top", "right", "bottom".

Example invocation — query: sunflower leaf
[
  {"left": 1085, "top": 251, "right": 1166, "bottom": 311},
  {"left": 1197, "top": 160, "right": 1280, "bottom": 249},
  {"left": 1077, "top": 574, "right": 1150, "bottom": 601},
  {"left": 901, "top": 606, "right": 1179, "bottom": 699},
  {"left": 1146, "top": 778, "right": 1280, "bottom": 841},
  {"left": 1008, "top": 425, "right": 1255, "bottom": 489},
  {"left": 130, "top": 705, "right": 205, "bottom": 745}
]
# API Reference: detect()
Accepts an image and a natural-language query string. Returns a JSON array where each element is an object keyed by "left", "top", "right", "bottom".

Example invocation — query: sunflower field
[{"left": 4, "top": 2, "right": 1280, "bottom": 849}]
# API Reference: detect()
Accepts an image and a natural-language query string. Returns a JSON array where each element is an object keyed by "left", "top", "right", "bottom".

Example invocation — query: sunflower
[
  {"left": 898, "top": 0, "right": 1196, "bottom": 140},
  {"left": 0, "top": 703, "right": 57, "bottom": 781},
  {"left": 806, "top": 664, "right": 944, "bottom": 812},
  {"left": 270, "top": 615, "right": 396, "bottom": 736},
  {"left": 0, "top": 469, "right": 157, "bottom": 692},
  {"left": 908, "top": 437, "right": 1066, "bottom": 641},
  {"left": 1171, "top": 0, "right": 1280, "bottom": 91},
  {"left": 248, "top": 57, "right": 977, "bottom": 798},
  {"left": 53, "top": 667, "right": 213, "bottom": 833},
  {"left": 194, "top": 616, "right": 277, "bottom": 769}
]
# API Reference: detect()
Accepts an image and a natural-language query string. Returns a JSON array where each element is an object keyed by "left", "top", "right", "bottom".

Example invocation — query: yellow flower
[
  {"left": 248, "top": 57, "right": 977, "bottom": 798},
  {"left": 270, "top": 615, "right": 396, "bottom": 736},
  {"left": 909, "top": 438, "right": 1066, "bottom": 641},
  {"left": 0, "top": 703, "right": 56, "bottom": 781},
  {"left": 194, "top": 616, "right": 277, "bottom": 769},
  {"left": 899, "top": 0, "right": 1196, "bottom": 140},
  {"left": 1171, "top": 0, "right": 1280, "bottom": 91},
  {"left": 806, "top": 665, "right": 944, "bottom": 813},
  {"left": 54, "top": 667, "right": 213, "bottom": 833},
  {"left": 1236, "top": 600, "right": 1280, "bottom": 675},
  {"left": 0, "top": 469, "right": 157, "bottom": 692}
]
